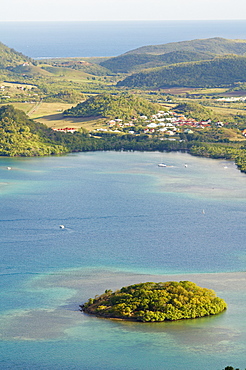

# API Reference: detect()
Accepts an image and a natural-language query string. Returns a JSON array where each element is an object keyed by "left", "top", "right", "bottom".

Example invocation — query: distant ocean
[{"left": 0, "top": 20, "right": 246, "bottom": 58}]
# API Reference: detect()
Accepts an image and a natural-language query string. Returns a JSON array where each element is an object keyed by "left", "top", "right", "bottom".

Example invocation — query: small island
[{"left": 80, "top": 281, "right": 227, "bottom": 322}]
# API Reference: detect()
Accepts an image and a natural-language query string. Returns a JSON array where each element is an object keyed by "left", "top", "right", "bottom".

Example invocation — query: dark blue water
[
  {"left": 1, "top": 151, "right": 245, "bottom": 276},
  {"left": 0, "top": 152, "right": 246, "bottom": 369},
  {"left": 0, "top": 20, "right": 246, "bottom": 58}
]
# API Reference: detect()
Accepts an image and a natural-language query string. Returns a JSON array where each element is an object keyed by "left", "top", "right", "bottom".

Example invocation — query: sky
[{"left": 1, "top": 0, "right": 246, "bottom": 22}]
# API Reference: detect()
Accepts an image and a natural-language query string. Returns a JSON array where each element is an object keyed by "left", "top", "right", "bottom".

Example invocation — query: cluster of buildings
[
  {"left": 102, "top": 111, "right": 223, "bottom": 136},
  {"left": 52, "top": 127, "right": 77, "bottom": 133},
  {"left": 51, "top": 110, "right": 225, "bottom": 137}
]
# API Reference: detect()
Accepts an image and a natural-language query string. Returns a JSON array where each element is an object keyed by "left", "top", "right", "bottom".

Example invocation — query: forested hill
[
  {"left": 124, "top": 37, "right": 246, "bottom": 56},
  {"left": 0, "top": 42, "right": 34, "bottom": 69},
  {"left": 100, "top": 37, "right": 246, "bottom": 74},
  {"left": 117, "top": 56, "right": 246, "bottom": 88},
  {"left": 0, "top": 105, "right": 66, "bottom": 156},
  {"left": 0, "top": 42, "right": 54, "bottom": 77},
  {"left": 100, "top": 50, "right": 215, "bottom": 73},
  {"left": 63, "top": 93, "right": 162, "bottom": 119}
]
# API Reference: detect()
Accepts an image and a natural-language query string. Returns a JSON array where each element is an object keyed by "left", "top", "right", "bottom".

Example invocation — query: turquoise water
[
  {"left": 0, "top": 151, "right": 246, "bottom": 369},
  {"left": 0, "top": 20, "right": 246, "bottom": 58}
]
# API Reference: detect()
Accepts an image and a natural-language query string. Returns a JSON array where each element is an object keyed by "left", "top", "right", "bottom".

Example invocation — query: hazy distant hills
[
  {"left": 1, "top": 37, "right": 246, "bottom": 89},
  {"left": 101, "top": 37, "right": 246, "bottom": 74},
  {"left": 124, "top": 37, "right": 246, "bottom": 55}
]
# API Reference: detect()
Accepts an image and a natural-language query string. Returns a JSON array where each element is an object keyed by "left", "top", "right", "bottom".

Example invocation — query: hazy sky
[{"left": 1, "top": 0, "right": 246, "bottom": 21}]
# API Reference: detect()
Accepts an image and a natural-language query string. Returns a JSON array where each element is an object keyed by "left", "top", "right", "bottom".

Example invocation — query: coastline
[{"left": 1, "top": 20, "right": 246, "bottom": 59}]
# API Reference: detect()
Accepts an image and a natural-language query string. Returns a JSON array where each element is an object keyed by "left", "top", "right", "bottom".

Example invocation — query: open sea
[
  {"left": 0, "top": 20, "right": 246, "bottom": 370},
  {"left": 0, "top": 20, "right": 246, "bottom": 58}
]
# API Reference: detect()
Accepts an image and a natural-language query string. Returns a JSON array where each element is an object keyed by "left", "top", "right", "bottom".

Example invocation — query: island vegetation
[{"left": 81, "top": 281, "right": 227, "bottom": 322}]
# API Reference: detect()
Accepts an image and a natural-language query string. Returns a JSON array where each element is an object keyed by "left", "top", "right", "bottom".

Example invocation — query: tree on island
[{"left": 81, "top": 281, "right": 227, "bottom": 322}]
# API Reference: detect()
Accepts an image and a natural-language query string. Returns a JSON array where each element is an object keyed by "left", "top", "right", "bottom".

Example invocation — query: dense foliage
[
  {"left": 117, "top": 56, "right": 246, "bottom": 88},
  {"left": 0, "top": 105, "right": 66, "bottom": 156},
  {"left": 63, "top": 93, "right": 162, "bottom": 119},
  {"left": 81, "top": 281, "right": 227, "bottom": 322},
  {"left": 101, "top": 51, "right": 215, "bottom": 73}
]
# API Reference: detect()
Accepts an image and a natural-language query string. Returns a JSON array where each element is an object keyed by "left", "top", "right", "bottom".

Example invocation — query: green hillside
[
  {"left": 41, "top": 59, "right": 111, "bottom": 76},
  {"left": 0, "top": 42, "right": 109, "bottom": 79},
  {"left": 100, "top": 50, "right": 215, "bottom": 73},
  {"left": 0, "top": 105, "right": 66, "bottom": 156},
  {"left": 117, "top": 56, "right": 246, "bottom": 88},
  {"left": 124, "top": 37, "right": 246, "bottom": 56},
  {"left": 101, "top": 37, "right": 246, "bottom": 75},
  {"left": 0, "top": 42, "right": 34, "bottom": 69},
  {"left": 0, "top": 42, "right": 55, "bottom": 78},
  {"left": 63, "top": 93, "right": 162, "bottom": 119},
  {"left": 10, "top": 64, "right": 53, "bottom": 77},
  {"left": 174, "top": 102, "right": 221, "bottom": 121}
]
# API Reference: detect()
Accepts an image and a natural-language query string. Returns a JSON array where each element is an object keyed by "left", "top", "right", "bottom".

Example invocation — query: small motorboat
[
  {"left": 59, "top": 225, "right": 65, "bottom": 229},
  {"left": 158, "top": 163, "right": 167, "bottom": 167}
]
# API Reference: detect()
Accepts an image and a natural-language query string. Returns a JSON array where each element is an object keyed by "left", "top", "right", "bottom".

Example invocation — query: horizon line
[{"left": 1, "top": 19, "right": 246, "bottom": 22}]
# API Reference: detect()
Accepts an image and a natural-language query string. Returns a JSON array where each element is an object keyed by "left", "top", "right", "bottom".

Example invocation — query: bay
[
  {"left": 0, "top": 20, "right": 246, "bottom": 58},
  {"left": 0, "top": 151, "right": 246, "bottom": 369}
]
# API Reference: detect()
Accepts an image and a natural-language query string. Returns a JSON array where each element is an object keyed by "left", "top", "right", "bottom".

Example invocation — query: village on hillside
[{"left": 52, "top": 110, "right": 227, "bottom": 138}]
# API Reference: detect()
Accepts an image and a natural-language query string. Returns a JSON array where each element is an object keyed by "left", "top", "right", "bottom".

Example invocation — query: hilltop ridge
[
  {"left": 123, "top": 37, "right": 246, "bottom": 56},
  {"left": 100, "top": 37, "right": 246, "bottom": 73}
]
